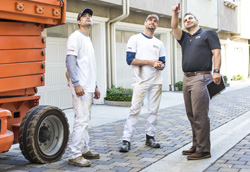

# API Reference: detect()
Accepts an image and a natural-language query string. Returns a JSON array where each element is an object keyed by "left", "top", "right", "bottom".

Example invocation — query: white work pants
[
  {"left": 68, "top": 80, "right": 92, "bottom": 159},
  {"left": 122, "top": 83, "right": 162, "bottom": 142}
]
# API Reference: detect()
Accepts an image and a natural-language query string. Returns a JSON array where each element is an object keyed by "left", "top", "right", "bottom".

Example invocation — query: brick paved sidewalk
[
  {"left": 205, "top": 134, "right": 250, "bottom": 172},
  {"left": 0, "top": 86, "right": 250, "bottom": 172}
]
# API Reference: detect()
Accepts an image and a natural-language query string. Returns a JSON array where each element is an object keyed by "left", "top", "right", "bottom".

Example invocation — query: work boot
[
  {"left": 145, "top": 134, "right": 160, "bottom": 148},
  {"left": 82, "top": 150, "right": 100, "bottom": 159},
  {"left": 68, "top": 156, "right": 91, "bottom": 167},
  {"left": 182, "top": 146, "right": 196, "bottom": 155},
  {"left": 119, "top": 140, "right": 130, "bottom": 152},
  {"left": 187, "top": 152, "right": 211, "bottom": 160}
]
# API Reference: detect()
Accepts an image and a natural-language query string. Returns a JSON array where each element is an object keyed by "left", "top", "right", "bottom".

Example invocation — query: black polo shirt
[{"left": 177, "top": 28, "right": 221, "bottom": 72}]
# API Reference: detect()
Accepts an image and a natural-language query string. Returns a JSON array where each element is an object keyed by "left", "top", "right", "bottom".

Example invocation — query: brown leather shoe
[
  {"left": 187, "top": 152, "right": 211, "bottom": 160},
  {"left": 82, "top": 151, "right": 100, "bottom": 159},
  {"left": 182, "top": 146, "right": 196, "bottom": 155}
]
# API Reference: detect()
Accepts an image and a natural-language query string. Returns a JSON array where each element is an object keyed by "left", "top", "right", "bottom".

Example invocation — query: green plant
[
  {"left": 223, "top": 75, "right": 228, "bottom": 84},
  {"left": 106, "top": 85, "right": 133, "bottom": 101},
  {"left": 231, "top": 74, "right": 244, "bottom": 81},
  {"left": 174, "top": 81, "right": 183, "bottom": 91}
]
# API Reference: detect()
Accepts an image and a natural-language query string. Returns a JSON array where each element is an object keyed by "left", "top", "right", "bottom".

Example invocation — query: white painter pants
[
  {"left": 122, "top": 83, "right": 162, "bottom": 142},
  {"left": 68, "top": 80, "right": 92, "bottom": 159}
]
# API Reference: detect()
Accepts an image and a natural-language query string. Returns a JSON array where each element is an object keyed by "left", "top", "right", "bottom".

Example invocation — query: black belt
[{"left": 184, "top": 71, "right": 211, "bottom": 77}]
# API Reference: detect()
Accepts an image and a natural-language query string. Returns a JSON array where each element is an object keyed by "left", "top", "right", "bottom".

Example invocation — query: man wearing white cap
[
  {"left": 66, "top": 8, "right": 100, "bottom": 167},
  {"left": 120, "top": 14, "right": 166, "bottom": 152}
]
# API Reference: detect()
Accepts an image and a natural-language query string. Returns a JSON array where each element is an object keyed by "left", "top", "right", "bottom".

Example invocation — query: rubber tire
[{"left": 19, "top": 105, "right": 69, "bottom": 163}]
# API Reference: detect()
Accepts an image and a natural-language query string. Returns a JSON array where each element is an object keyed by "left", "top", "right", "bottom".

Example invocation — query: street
[{"left": 0, "top": 80, "right": 250, "bottom": 172}]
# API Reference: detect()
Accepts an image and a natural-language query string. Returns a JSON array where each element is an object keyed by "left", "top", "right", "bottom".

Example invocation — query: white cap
[{"left": 146, "top": 14, "right": 159, "bottom": 23}]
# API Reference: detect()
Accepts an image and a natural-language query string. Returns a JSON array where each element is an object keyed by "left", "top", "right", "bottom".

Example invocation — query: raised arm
[{"left": 171, "top": 3, "right": 182, "bottom": 40}]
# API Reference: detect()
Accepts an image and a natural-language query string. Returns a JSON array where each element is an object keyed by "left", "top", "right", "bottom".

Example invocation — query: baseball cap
[
  {"left": 146, "top": 14, "right": 159, "bottom": 23},
  {"left": 77, "top": 8, "right": 93, "bottom": 20}
]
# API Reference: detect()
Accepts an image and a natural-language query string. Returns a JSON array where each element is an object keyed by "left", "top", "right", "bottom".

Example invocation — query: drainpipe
[
  {"left": 106, "top": 0, "right": 130, "bottom": 88},
  {"left": 216, "top": 0, "right": 221, "bottom": 33},
  {"left": 170, "top": 0, "right": 187, "bottom": 91}
]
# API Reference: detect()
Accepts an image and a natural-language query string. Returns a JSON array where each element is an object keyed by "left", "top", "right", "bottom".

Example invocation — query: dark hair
[{"left": 184, "top": 13, "right": 198, "bottom": 20}]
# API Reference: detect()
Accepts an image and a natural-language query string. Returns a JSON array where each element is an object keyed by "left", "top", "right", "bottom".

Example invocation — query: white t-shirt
[
  {"left": 127, "top": 33, "right": 166, "bottom": 84},
  {"left": 67, "top": 30, "right": 96, "bottom": 92}
]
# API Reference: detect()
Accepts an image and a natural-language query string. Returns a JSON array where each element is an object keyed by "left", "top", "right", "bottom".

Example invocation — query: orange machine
[{"left": 0, "top": 0, "right": 69, "bottom": 163}]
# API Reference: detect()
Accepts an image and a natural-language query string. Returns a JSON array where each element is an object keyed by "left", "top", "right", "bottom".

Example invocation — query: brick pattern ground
[
  {"left": 205, "top": 134, "right": 250, "bottom": 172},
  {"left": 0, "top": 86, "right": 250, "bottom": 172}
]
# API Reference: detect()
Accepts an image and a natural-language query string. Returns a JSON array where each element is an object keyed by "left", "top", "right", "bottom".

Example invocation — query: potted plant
[
  {"left": 174, "top": 81, "right": 183, "bottom": 91},
  {"left": 105, "top": 85, "right": 133, "bottom": 107},
  {"left": 223, "top": 75, "right": 230, "bottom": 87}
]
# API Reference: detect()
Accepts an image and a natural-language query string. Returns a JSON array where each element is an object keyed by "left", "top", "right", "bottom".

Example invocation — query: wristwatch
[{"left": 213, "top": 69, "right": 220, "bottom": 73}]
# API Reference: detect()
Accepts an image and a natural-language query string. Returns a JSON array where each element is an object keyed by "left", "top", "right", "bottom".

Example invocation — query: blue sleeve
[
  {"left": 159, "top": 56, "right": 166, "bottom": 66},
  {"left": 66, "top": 55, "right": 80, "bottom": 87},
  {"left": 126, "top": 52, "right": 136, "bottom": 65}
]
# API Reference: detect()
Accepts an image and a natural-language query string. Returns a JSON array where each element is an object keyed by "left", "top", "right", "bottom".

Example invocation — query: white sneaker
[{"left": 68, "top": 156, "right": 91, "bottom": 167}]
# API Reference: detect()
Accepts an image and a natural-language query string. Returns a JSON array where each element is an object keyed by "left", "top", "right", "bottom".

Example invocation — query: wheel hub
[
  {"left": 39, "top": 126, "right": 51, "bottom": 143},
  {"left": 37, "top": 115, "right": 64, "bottom": 156}
]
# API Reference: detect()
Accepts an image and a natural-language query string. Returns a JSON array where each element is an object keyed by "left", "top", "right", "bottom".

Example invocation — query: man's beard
[
  {"left": 147, "top": 26, "right": 156, "bottom": 32},
  {"left": 186, "top": 23, "right": 197, "bottom": 31}
]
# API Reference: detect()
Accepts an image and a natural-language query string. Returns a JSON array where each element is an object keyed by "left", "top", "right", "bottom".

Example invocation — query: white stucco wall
[
  {"left": 187, "top": 0, "right": 218, "bottom": 29},
  {"left": 240, "top": 0, "right": 250, "bottom": 39}
]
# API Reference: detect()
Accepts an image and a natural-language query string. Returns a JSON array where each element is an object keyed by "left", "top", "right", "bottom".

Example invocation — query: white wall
[
  {"left": 221, "top": 39, "right": 249, "bottom": 80},
  {"left": 240, "top": 0, "right": 250, "bottom": 39},
  {"left": 187, "top": 0, "right": 218, "bottom": 29}
]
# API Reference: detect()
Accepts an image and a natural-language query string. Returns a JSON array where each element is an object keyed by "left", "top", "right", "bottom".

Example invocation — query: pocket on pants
[{"left": 203, "top": 74, "right": 212, "bottom": 83}]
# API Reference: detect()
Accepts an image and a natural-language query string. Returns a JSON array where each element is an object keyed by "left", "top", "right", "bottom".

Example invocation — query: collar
[
  {"left": 141, "top": 32, "right": 153, "bottom": 39},
  {"left": 187, "top": 28, "right": 202, "bottom": 37},
  {"left": 78, "top": 30, "right": 89, "bottom": 37}
]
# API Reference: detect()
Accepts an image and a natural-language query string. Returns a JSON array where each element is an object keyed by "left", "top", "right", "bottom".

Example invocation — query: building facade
[{"left": 38, "top": 0, "right": 250, "bottom": 109}]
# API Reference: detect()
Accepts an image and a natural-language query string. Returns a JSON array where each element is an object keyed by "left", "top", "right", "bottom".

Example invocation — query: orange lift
[{"left": 0, "top": 0, "right": 69, "bottom": 163}]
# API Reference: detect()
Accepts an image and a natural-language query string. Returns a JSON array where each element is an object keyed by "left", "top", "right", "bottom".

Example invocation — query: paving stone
[
  {"left": 128, "top": 167, "right": 141, "bottom": 172},
  {"left": 109, "top": 162, "right": 130, "bottom": 167},
  {"left": 216, "top": 160, "right": 227, "bottom": 164},
  {"left": 24, "top": 167, "right": 48, "bottom": 172},
  {"left": 5, "top": 165, "right": 31, "bottom": 171},
  {"left": 0, "top": 164, "right": 15, "bottom": 170},
  {"left": 137, "top": 154, "right": 156, "bottom": 158},
  {"left": 227, "top": 161, "right": 247, "bottom": 165},
  {"left": 111, "top": 166, "right": 131, "bottom": 172},
  {"left": 239, "top": 169, "right": 250, "bottom": 172},
  {"left": 42, "top": 169, "right": 65, "bottom": 172},
  {"left": 218, "top": 168, "right": 240, "bottom": 172},
  {"left": 239, "top": 158, "right": 250, "bottom": 162},
  {"left": 94, "top": 170, "right": 113, "bottom": 172},
  {"left": 93, "top": 160, "right": 114, "bottom": 165},
  {"left": 139, "top": 157, "right": 158, "bottom": 162},
  {"left": 233, "top": 165, "right": 250, "bottom": 169},
  {"left": 60, "top": 165, "right": 82, "bottom": 171},
  {"left": 44, "top": 162, "right": 67, "bottom": 169},
  {"left": 205, "top": 166, "right": 220, "bottom": 171},
  {"left": 76, "top": 167, "right": 98, "bottom": 172},
  {"left": 124, "top": 156, "right": 142, "bottom": 161},
  {"left": 211, "top": 163, "right": 234, "bottom": 168},
  {"left": 222, "top": 155, "right": 239, "bottom": 161}
]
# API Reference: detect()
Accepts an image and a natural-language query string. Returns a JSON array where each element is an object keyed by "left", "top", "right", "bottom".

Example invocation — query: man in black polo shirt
[{"left": 171, "top": 3, "right": 222, "bottom": 160}]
